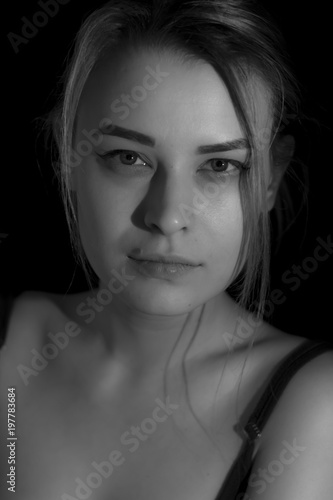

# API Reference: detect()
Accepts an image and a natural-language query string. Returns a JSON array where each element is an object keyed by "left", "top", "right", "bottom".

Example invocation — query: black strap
[
  {"left": 244, "top": 339, "right": 333, "bottom": 441},
  {"left": 215, "top": 339, "right": 333, "bottom": 500}
]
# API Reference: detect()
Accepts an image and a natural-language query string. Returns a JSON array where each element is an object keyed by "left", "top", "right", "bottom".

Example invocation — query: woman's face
[{"left": 72, "top": 48, "right": 271, "bottom": 316}]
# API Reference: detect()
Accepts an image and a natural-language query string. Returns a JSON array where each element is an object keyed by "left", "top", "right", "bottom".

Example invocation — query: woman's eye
[
  {"left": 202, "top": 158, "right": 243, "bottom": 175},
  {"left": 97, "top": 149, "right": 149, "bottom": 168},
  {"left": 96, "top": 149, "right": 245, "bottom": 177}
]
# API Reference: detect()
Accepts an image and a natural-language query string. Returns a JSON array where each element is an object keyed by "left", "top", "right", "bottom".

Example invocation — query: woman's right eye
[{"left": 97, "top": 149, "right": 150, "bottom": 167}]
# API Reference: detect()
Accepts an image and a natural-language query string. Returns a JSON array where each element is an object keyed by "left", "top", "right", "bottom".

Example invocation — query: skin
[
  {"left": 70, "top": 46, "right": 278, "bottom": 384},
  {"left": 1, "top": 47, "right": 332, "bottom": 500}
]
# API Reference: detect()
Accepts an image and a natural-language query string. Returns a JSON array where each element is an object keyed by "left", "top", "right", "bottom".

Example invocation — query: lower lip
[{"left": 128, "top": 257, "right": 201, "bottom": 279}]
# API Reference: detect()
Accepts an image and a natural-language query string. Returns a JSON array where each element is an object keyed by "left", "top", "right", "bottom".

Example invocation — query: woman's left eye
[{"left": 201, "top": 158, "right": 243, "bottom": 175}]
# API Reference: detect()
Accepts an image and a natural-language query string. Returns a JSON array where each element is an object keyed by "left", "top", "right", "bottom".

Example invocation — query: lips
[{"left": 128, "top": 254, "right": 201, "bottom": 266}]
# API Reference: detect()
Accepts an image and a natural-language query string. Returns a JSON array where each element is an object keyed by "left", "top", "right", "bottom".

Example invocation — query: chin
[{"left": 118, "top": 280, "right": 203, "bottom": 317}]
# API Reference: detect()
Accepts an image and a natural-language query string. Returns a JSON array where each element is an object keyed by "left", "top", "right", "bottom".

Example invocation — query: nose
[{"left": 143, "top": 167, "right": 194, "bottom": 236}]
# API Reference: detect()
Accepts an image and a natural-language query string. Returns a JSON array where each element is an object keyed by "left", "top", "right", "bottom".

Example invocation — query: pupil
[
  {"left": 123, "top": 152, "right": 135, "bottom": 163},
  {"left": 214, "top": 159, "right": 226, "bottom": 171}
]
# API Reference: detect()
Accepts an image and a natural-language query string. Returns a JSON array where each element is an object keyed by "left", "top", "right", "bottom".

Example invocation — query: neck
[{"left": 90, "top": 290, "right": 238, "bottom": 379}]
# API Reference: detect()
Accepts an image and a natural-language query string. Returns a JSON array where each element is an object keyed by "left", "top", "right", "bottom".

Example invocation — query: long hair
[{"left": 43, "top": 0, "right": 301, "bottom": 454}]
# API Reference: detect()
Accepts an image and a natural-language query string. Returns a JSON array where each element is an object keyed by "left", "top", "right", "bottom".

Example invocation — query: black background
[{"left": 1, "top": 0, "right": 332, "bottom": 341}]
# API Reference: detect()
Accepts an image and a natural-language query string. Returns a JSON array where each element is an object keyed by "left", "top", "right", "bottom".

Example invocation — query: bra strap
[{"left": 244, "top": 339, "right": 333, "bottom": 442}]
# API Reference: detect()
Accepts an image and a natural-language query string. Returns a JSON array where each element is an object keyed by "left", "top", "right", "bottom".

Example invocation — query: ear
[{"left": 267, "top": 134, "right": 295, "bottom": 211}]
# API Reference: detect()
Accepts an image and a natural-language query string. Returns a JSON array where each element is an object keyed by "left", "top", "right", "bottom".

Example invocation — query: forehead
[{"left": 77, "top": 47, "right": 272, "bottom": 148}]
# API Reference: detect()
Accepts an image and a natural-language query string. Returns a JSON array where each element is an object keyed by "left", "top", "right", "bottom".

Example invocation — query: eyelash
[{"left": 96, "top": 149, "right": 247, "bottom": 177}]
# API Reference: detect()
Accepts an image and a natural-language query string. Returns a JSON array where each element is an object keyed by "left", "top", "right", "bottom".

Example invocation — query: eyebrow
[{"left": 99, "top": 124, "right": 250, "bottom": 154}]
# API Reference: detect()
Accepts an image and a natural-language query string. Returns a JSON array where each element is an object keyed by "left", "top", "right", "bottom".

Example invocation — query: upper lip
[{"left": 128, "top": 253, "right": 201, "bottom": 266}]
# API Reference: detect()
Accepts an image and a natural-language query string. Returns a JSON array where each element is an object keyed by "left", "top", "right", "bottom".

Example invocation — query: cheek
[
  {"left": 204, "top": 187, "right": 243, "bottom": 272},
  {"left": 75, "top": 168, "right": 130, "bottom": 264}
]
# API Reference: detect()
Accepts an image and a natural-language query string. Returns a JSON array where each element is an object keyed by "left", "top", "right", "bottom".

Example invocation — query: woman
[{"left": 1, "top": 1, "right": 332, "bottom": 499}]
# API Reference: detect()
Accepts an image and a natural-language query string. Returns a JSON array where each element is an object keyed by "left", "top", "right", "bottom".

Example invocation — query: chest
[
  {"left": 15, "top": 380, "right": 247, "bottom": 500},
  {"left": 1, "top": 311, "right": 288, "bottom": 500}
]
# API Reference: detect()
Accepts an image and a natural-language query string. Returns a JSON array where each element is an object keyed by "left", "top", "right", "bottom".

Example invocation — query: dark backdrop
[{"left": 1, "top": 0, "right": 332, "bottom": 342}]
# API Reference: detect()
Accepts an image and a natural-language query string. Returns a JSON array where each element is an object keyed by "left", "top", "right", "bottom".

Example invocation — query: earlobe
[{"left": 267, "top": 134, "right": 295, "bottom": 211}]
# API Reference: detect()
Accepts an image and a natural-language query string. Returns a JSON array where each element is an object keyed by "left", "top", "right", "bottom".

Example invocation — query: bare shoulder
[
  {"left": 256, "top": 323, "right": 333, "bottom": 411},
  {"left": 1, "top": 291, "right": 58, "bottom": 350},
  {"left": 246, "top": 330, "right": 333, "bottom": 499},
  {"left": 261, "top": 321, "right": 332, "bottom": 373},
  {"left": 267, "top": 328, "right": 333, "bottom": 413},
  {"left": 0, "top": 291, "right": 56, "bottom": 388},
  {"left": 0, "top": 290, "right": 84, "bottom": 365},
  {"left": 0, "top": 290, "right": 89, "bottom": 388},
  {"left": 2, "top": 290, "right": 87, "bottom": 346},
  {"left": 262, "top": 326, "right": 333, "bottom": 410},
  {"left": 234, "top": 320, "right": 332, "bottom": 418}
]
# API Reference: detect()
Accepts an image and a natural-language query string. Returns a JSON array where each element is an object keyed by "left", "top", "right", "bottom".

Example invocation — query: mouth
[
  {"left": 127, "top": 255, "right": 202, "bottom": 278},
  {"left": 128, "top": 254, "right": 201, "bottom": 266}
]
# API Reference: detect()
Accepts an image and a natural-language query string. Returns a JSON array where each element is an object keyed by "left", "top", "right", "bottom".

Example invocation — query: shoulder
[
  {"left": 0, "top": 290, "right": 89, "bottom": 387},
  {"left": 261, "top": 342, "right": 333, "bottom": 432},
  {"left": 1, "top": 291, "right": 55, "bottom": 347},
  {"left": 246, "top": 338, "right": 333, "bottom": 499},
  {"left": 0, "top": 291, "right": 53, "bottom": 388},
  {"left": 0, "top": 290, "right": 71, "bottom": 370},
  {"left": 257, "top": 326, "right": 333, "bottom": 437},
  {"left": 2, "top": 290, "right": 87, "bottom": 345}
]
